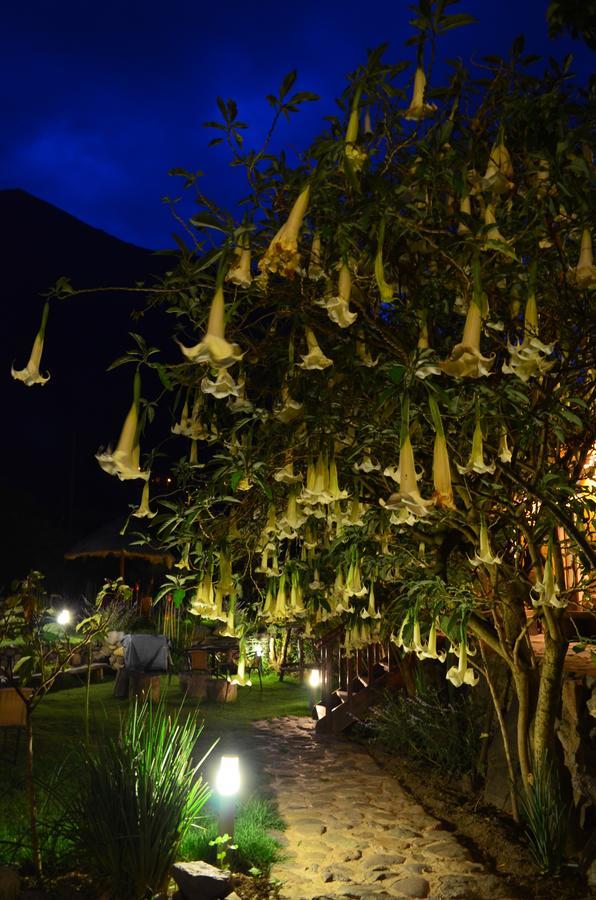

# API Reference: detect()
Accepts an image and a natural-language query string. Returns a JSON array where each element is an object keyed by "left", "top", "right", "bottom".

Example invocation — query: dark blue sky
[{"left": 1, "top": 0, "right": 591, "bottom": 249}]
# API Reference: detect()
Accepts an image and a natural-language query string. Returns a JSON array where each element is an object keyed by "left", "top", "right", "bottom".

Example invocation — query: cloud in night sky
[{"left": 1, "top": 0, "right": 591, "bottom": 249}]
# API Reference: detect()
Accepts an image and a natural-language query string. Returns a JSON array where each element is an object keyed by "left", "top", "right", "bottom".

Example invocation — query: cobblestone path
[{"left": 244, "top": 717, "right": 517, "bottom": 900}]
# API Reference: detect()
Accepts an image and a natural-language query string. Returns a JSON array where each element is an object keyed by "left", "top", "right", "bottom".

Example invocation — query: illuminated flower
[
  {"left": 380, "top": 420, "right": 434, "bottom": 522},
  {"left": 355, "top": 333, "right": 378, "bottom": 367},
  {"left": 567, "top": 228, "right": 596, "bottom": 289},
  {"left": 299, "top": 453, "right": 331, "bottom": 505},
  {"left": 274, "top": 383, "right": 304, "bottom": 422},
  {"left": 344, "top": 100, "right": 367, "bottom": 172},
  {"left": 498, "top": 427, "right": 512, "bottom": 463},
  {"left": 531, "top": 540, "right": 566, "bottom": 608},
  {"left": 12, "top": 301, "right": 50, "bottom": 386},
  {"left": 228, "top": 378, "right": 253, "bottom": 413},
  {"left": 228, "top": 653, "right": 252, "bottom": 687},
  {"left": 348, "top": 496, "right": 366, "bottom": 527},
  {"left": 364, "top": 109, "right": 373, "bottom": 135},
  {"left": 322, "top": 262, "right": 358, "bottom": 328},
  {"left": 298, "top": 327, "right": 333, "bottom": 370},
  {"left": 259, "top": 184, "right": 310, "bottom": 277},
  {"left": 440, "top": 276, "right": 495, "bottom": 378},
  {"left": 327, "top": 457, "right": 349, "bottom": 501},
  {"left": 457, "top": 195, "right": 472, "bottom": 235},
  {"left": 383, "top": 465, "right": 401, "bottom": 483},
  {"left": 429, "top": 397, "right": 455, "bottom": 509},
  {"left": 201, "top": 368, "right": 243, "bottom": 399},
  {"left": 172, "top": 393, "right": 217, "bottom": 441},
  {"left": 502, "top": 289, "right": 555, "bottom": 382},
  {"left": 225, "top": 245, "right": 252, "bottom": 287},
  {"left": 403, "top": 67, "right": 437, "bottom": 120},
  {"left": 132, "top": 481, "right": 157, "bottom": 519},
  {"left": 360, "top": 582, "right": 381, "bottom": 620},
  {"left": 178, "top": 285, "right": 243, "bottom": 369},
  {"left": 219, "top": 599, "right": 239, "bottom": 637},
  {"left": 278, "top": 489, "right": 307, "bottom": 536},
  {"left": 446, "top": 642, "right": 479, "bottom": 687},
  {"left": 97, "top": 372, "right": 150, "bottom": 481},
  {"left": 456, "top": 415, "right": 495, "bottom": 476},
  {"left": 482, "top": 203, "right": 507, "bottom": 248},
  {"left": 469, "top": 517, "right": 502, "bottom": 567},
  {"left": 415, "top": 321, "right": 441, "bottom": 378},
  {"left": 290, "top": 571, "right": 306, "bottom": 616},
  {"left": 374, "top": 233, "right": 394, "bottom": 302},
  {"left": 307, "top": 233, "right": 326, "bottom": 280},
  {"left": 346, "top": 558, "right": 367, "bottom": 598},
  {"left": 481, "top": 135, "right": 514, "bottom": 194},
  {"left": 353, "top": 451, "right": 380, "bottom": 473},
  {"left": 417, "top": 620, "right": 446, "bottom": 662},
  {"left": 273, "top": 456, "right": 303, "bottom": 484}
]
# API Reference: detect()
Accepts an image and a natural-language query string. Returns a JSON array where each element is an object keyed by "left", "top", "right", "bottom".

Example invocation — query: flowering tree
[{"left": 20, "top": 1, "right": 594, "bottom": 822}]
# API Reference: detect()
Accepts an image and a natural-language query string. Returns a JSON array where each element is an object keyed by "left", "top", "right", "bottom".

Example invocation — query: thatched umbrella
[{"left": 65, "top": 520, "right": 174, "bottom": 578}]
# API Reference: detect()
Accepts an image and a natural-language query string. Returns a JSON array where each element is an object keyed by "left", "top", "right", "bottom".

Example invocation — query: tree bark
[
  {"left": 532, "top": 630, "right": 567, "bottom": 762},
  {"left": 25, "top": 708, "right": 42, "bottom": 879}
]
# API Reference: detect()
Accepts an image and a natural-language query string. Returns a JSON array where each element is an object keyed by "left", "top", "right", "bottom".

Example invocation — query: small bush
[
  {"left": 367, "top": 684, "right": 481, "bottom": 777},
  {"left": 180, "top": 796, "right": 285, "bottom": 873},
  {"left": 63, "top": 698, "right": 211, "bottom": 899}
]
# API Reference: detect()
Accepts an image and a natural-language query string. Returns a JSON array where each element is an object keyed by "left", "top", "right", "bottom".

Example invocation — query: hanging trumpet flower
[
  {"left": 446, "top": 640, "right": 479, "bottom": 687},
  {"left": 498, "top": 427, "right": 512, "bottom": 463},
  {"left": 417, "top": 620, "right": 446, "bottom": 662},
  {"left": 178, "top": 284, "right": 243, "bottom": 369},
  {"left": 380, "top": 397, "right": 434, "bottom": 523},
  {"left": 273, "top": 453, "right": 303, "bottom": 484},
  {"left": 96, "top": 370, "right": 150, "bottom": 481},
  {"left": 502, "top": 268, "right": 555, "bottom": 382},
  {"left": 355, "top": 332, "right": 378, "bottom": 367},
  {"left": 482, "top": 203, "right": 507, "bottom": 248},
  {"left": 12, "top": 301, "right": 51, "bottom": 386},
  {"left": 469, "top": 516, "right": 502, "bottom": 567},
  {"left": 228, "top": 640, "right": 252, "bottom": 687},
  {"left": 429, "top": 397, "right": 455, "bottom": 509},
  {"left": 456, "top": 406, "right": 495, "bottom": 476},
  {"left": 440, "top": 259, "right": 495, "bottom": 378},
  {"left": 567, "top": 229, "right": 596, "bottom": 289},
  {"left": 298, "top": 327, "right": 333, "bottom": 369},
  {"left": 259, "top": 184, "right": 310, "bottom": 277},
  {"left": 132, "top": 481, "right": 157, "bottom": 519},
  {"left": 360, "top": 582, "right": 381, "bottom": 620},
  {"left": 531, "top": 537, "right": 566, "bottom": 608},
  {"left": 225, "top": 242, "right": 252, "bottom": 287},
  {"left": 403, "top": 67, "right": 437, "bottom": 120},
  {"left": 320, "top": 261, "right": 358, "bottom": 328},
  {"left": 344, "top": 88, "right": 368, "bottom": 172},
  {"left": 306, "top": 232, "right": 326, "bottom": 280},
  {"left": 481, "top": 130, "right": 514, "bottom": 194},
  {"left": 201, "top": 368, "right": 244, "bottom": 399},
  {"left": 274, "top": 382, "right": 304, "bottom": 422},
  {"left": 375, "top": 221, "right": 394, "bottom": 301}
]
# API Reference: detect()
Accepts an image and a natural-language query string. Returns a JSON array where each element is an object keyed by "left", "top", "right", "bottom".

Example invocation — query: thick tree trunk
[
  {"left": 532, "top": 631, "right": 567, "bottom": 762},
  {"left": 512, "top": 667, "right": 533, "bottom": 793}
]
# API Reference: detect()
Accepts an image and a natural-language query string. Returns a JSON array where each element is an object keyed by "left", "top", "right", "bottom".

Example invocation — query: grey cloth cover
[{"left": 122, "top": 634, "right": 170, "bottom": 674}]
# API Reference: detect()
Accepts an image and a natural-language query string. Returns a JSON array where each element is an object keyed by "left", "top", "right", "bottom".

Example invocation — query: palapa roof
[{"left": 65, "top": 520, "right": 174, "bottom": 567}]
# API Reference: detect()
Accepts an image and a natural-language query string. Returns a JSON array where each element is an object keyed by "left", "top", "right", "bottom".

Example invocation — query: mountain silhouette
[{"left": 1, "top": 189, "right": 174, "bottom": 594}]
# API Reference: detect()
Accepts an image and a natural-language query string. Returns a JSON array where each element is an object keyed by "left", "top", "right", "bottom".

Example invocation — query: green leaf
[{"left": 230, "top": 472, "right": 244, "bottom": 492}]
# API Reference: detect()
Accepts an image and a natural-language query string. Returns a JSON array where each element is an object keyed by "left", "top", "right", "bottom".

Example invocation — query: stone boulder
[{"left": 171, "top": 860, "right": 232, "bottom": 900}]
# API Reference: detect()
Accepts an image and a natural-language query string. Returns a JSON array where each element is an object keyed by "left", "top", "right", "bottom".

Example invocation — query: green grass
[{"left": 0, "top": 673, "right": 309, "bottom": 870}]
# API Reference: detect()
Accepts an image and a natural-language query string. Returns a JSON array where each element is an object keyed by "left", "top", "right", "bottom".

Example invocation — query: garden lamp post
[{"left": 215, "top": 755, "right": 240, "bottom": 838}]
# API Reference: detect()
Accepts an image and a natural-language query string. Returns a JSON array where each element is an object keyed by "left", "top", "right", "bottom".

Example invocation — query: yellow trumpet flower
[
  {"left": 178, "top": 285, "right": 243, "bottom": 368},
  {"left": 12, "top": 301, "right": 51, "bottom": 386},
  {"left": 403, "top": 68, "right": 437, "bottom": 121},
  {"left": 259, "top": 184, "right": 310, "bottom": 277}
]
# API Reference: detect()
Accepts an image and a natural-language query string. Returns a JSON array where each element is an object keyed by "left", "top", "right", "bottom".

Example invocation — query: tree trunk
[
  {"left": 25, "top": 708, "right": 42, "bottom": 879},
  {"left": 532, "top": 631, "right": 567, "bottom": 762},
  {"left": 512, "top": 667, "right": 533, "bottom": 793}
]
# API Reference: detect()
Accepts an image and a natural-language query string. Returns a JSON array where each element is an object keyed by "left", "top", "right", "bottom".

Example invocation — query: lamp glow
[
  {"left": 254, "top": 643, "right": 263, "bottom": 658},
  {"left": 56, "top": 609, "right": 71, "bottom": 626},
  {"left": 215, "top": 756, "right": 240, "bottom": 797},
  {"left": 308, "top": 668, "right": 321, "bottom": 688}
]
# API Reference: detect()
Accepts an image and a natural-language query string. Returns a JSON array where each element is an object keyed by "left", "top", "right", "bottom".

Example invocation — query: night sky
[{"left": 1, "top": 0, "right": 592, "bottom": 250}]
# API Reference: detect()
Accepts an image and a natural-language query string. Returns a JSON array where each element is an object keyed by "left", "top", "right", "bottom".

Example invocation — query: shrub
[
  {"left": 367, "top": 683, "right": 481, "bottom": 778},
  {"left": 519, "top": 760, "right": 568, "bottom": 875},
  {"left": 64, "top": 698, "right": 211, "bottom": 899}
]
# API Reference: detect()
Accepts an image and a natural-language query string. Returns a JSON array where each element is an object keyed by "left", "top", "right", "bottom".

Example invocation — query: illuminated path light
[{"left": 215, "top": 755, "right": 241, "bottom": 839}]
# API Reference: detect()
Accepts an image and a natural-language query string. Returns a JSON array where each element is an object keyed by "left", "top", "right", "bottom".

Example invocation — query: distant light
[
  {"left": 57, "top": 609, "right": 71, "bottom": 626},
  {"left": 254, "top": 643, "right": 263, "bottom": 658},
  {"left": 308, "top": 668, "right": 321, "bottom": 688},
  {"left": 215, "top": 756, "right": 241, "bottom": 797},
  {"left": 167, "top": 477, "right": 172, "bottom": 483}
]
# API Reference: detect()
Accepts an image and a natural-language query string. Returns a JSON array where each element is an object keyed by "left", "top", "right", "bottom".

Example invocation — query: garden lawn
[{"left": 0, "top": 673, "right": 310, "bottom": 869}]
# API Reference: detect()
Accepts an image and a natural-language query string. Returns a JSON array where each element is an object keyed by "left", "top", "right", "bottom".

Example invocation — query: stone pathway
[{"left": 245, "top": 717, "right": 517, "bottom": 900}]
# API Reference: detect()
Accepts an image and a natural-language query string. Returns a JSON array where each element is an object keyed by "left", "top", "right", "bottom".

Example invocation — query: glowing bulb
[
  {"left": 215, "top": 756, "right": 240, "bottom": 797},
  {"left": 254, "top": 643, "right": 263, "bottom": 658},
  {"left": 56, "top": 609, "right": 71, "bottom": 626},
  {"left": 308, "top": 668, "right": 321, "bottom": 688}
]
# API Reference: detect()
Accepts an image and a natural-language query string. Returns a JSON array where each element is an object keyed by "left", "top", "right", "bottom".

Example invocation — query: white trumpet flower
[
  {"left": 403, "top": 68, "right": 437, "bottom": 121},
  {"left": 322, "top": 262, "right": 358, "bottom": 328},
  {"left": 96, "top": 372, "right": 150, "bottom": 481},
  {"left": 469, "top": 518, "right": 502, "bottom": 567},
  {"left": 307, "top": 233, "right": 326, "bottom": 280},
  {"left": 567, "top": 229, "right": 596, "bottom": 289},
  {"left": 298, "top": 327, "right": 333, "bottom": 369},
  {"left": 417, "top": 620, "right": 446, "bottom": 662},
  {"left": 440, "top": 285, "right": 495, "bottom": 378},
  {"left": 132, "top": 481, "right": 157, "bottom": 519},
  {"left": 201, "top": 368, "right": 243, "bottom": 399},
  {"left": 225, "top": 245, "right": 252, "bottom": 287},
  {"left": 502, "top": 290, "right": 555, "bottom": 382},
  {"left": 456, "top": 417, "right": 495, "bottom": 476},
  {"left": 531, "top": 540, "right": 566, "bottom": 608},
  {"left": 12, "top": 301, "right": 51, "bottom": 386},
  {"left": 481, "top": 135, "right": 514, "bottom": 194},
  {"left": 178, "top": 285, "right": 243, "bottom": 369},
  {"left": 446, "top": 642, "right": 479, "bottom": 687}
]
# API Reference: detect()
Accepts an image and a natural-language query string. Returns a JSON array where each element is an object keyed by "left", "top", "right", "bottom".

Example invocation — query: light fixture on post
[
  {"left": 215, "top": 755, "right": 241, "bottom": 838},
  {"left": 308, "top": 668, "right": 321, "bottom": 689}
]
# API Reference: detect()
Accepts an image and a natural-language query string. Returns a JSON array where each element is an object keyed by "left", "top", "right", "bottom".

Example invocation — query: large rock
[
  {"left": 171, "top": 861, "right": 232, "bottom": 900},
  {"left": 389, "top": 875, "right": 430, "bottom": 897},
  {"left": 0, "top": 867, "right": 20, "bottom": 900}
]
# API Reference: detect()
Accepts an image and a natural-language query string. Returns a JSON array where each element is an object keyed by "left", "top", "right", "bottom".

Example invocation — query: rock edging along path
[{"left": 246, "top": 717, "right": 519, "bottom": 900}]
